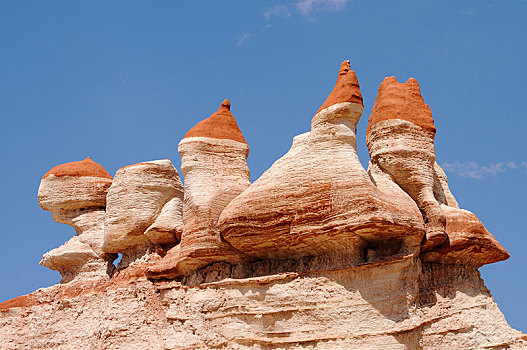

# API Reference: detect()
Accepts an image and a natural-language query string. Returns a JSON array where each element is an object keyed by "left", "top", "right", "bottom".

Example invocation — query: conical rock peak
[{"left": 183, "top": 99, "right": 247, "bottom": 144}]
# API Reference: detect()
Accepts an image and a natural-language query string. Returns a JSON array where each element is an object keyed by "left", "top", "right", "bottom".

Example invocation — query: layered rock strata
[
  {"left": 1, "top": 257, "right": 525, "bottom": 349},
  {"left": 367, "top": 77, "right": 446, "bottom": 251},
  {"left": 1, "top": 61, "right": 520, "bottom": 349},
  {"left": 148, "top": 99, "right": 250, "bottom": 278},
  {"left": 219, "top": 61, "right": 424, "bottom": 264},
  {"left": 38, "top": 157, "right": 115, "bottom": 282},
  {"left": 422, "top": 163, "right": 509, "bottom": 266},
  {"left": 102, "top": 159, "right": 183, "bottom": 265},
  {"left": 367, "top": 77, "right": 509, "bottom": 266}
]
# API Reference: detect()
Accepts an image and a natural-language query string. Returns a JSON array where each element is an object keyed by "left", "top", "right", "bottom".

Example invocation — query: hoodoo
[
  {"left": 367, "top": 77, "right": 445, "bottom": 251},
  {"left": 1, "top": 63, "right": 522, "bottom": 350},
  {"left": 366, "top": 77, "right": 509, "bottom": 266},
  {"left": 102, "top": 159, "right": 184, "bottom": 266},
  {"left": 219, "top": 61, "right": 424, "bottom": 264},
  {"left": 147, "top": 99, "right": 250, "bottom": 278},
  {"left": 38, "top": 157, "right": 115, "bottom": 282}
]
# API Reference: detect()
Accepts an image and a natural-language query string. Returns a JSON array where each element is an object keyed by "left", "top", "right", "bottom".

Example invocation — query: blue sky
[{"left": 1, "top": 0, "right": 526, "bottom": 331}]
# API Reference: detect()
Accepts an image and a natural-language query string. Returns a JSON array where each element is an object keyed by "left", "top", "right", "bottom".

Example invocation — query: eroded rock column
[
  {"left": 148, "top": 99, "right": 250, "bottom": 278},
  {"left": 219, "top": 61, "right": 424, "bottom": 265},
  {"left": 38, "top": 157, "right": 116, "bottom": 283},
  {"left": 102, "top": 159, "right": 183, "bottom": 267},
  {"left": 367, "top": 77, "right": 447, "bottom": 251},
  {"left": 367, "top": 77, "right": 509, "bottom": 266}
]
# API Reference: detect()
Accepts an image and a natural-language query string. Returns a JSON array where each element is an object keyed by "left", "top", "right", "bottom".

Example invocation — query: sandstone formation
[
  {"left": 102, "top": 159, "right": 183, "bottom": 264},
  {"left": 367, "top": 77, "right": 509, "bottom": 266},
  {"left": 38, "top": 157, "right": 115, "bottom": 283},
  {"left": 219, "top": 61, "right": 424, "bottom": 264},
  {"left": 422, "top": 163, "right": 509, "bottom": 266},
  {"left": 148, "top": 99, "right": 250, "bottom": 279},
  {"left": 367, "top": 77, "right": 446, "bottom": 251},
  {"left": 1, "top": 61, "right": 521, "bottom": 349},
  {"left": 2, "top": 258, "right": 525, "bottom": 349}
]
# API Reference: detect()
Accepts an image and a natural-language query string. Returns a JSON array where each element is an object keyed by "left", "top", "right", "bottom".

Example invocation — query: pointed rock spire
[
  {"left": 43, "top": 157, "right": 112, "bottom": 179},
  {"left": 219, "top": 62, "right": 425, "bottom": 264},
  {"left": 148, "top": 103, "right": 251, "bottom": 278},
  {"left": 315, "top": 60, "right": 363, "bottom": 115},
  {"left": 183, "top": 99, "right": 247, "bottom": 144},
  {"left": 368, "top": 77, "right": 436, "bottom": 134}
]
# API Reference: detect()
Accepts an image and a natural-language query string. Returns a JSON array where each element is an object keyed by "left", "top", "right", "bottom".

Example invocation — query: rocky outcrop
[
  {"left": 1, "top": 257, "right": 525, "bottom": 349},
  {"left": 422, "top": 164, "right": 509, "bottom": 266},
  {"left": 38, "top": 157, "right": 115, "bottom": 283},
  {"left": 147, "top": 99, "right": 250, "bottom": 279},
  {"left": 367, "top": 77, "right": 446, "bottom": 251},
  {"left": 102, "top": 159, "right": 183, "bottom": 264},
  {"left": 1, "top": 61, "right": 520, "bottom": 349},
  {"left": 367, "top": 77, "right": 509, "bottom": 266},
  {"left": 219, "top": 61, "right": 424, "bottom": 264}
]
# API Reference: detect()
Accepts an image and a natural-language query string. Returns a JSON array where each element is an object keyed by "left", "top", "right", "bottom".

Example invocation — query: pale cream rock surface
[
  {"left": 102, "top": 159, "right": 183, "bottom": 260},
  {"left": 38, "top": 157, "right": 115, "bottom": 283},
  {"left": 2, "top": 63, "right": 521, "bottom": 350},
  {"left": 148, "top": 99, "right": 250, "bottom": 278},
  {"left": 1, "top": 257, "right": 525, "bottom": 349},
  {"left": 219, "top": 62, "right": 424, "bottom": 262}
]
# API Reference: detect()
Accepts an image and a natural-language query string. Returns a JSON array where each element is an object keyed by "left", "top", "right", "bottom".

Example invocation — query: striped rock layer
[
  {"left": 38, "top": 157, "right": 115, "bottom": 283},
  {"left": 367, "top": 77, "right": 446, "bottom": 251},
  {"left": 367, "top": 77, "right": 508, "bottom": 266},
  {"left": 102, "top": 159, "right": 184, "bottom": 261},
  {"left": 147, "top": 100, "right": 250, "bottom": 278},
  {"left": 219, "top": 62, "right": 425, "bottom": 264}
]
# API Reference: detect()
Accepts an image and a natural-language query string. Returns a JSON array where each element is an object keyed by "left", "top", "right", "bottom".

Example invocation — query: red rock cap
[
  {"left": 368, "top": 77, "right": 436, "bottom": 134},
  {"left": 43, "top": 157, "right": 112, "bottom": 179},
  {"left": 316, "top": 60, "right": 363, "bottom": 115},
  {"left": 183, "top": 99, "right": 247, "bottom": 144}
]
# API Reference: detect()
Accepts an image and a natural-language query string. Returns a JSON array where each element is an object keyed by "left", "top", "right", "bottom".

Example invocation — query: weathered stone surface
[
  {"left": 4, "top": 62, "right": 521, "bottom": 349},
  {"left": 219, "top": 61, "right": 424, "bottom": 262},
  {"left": 148, "top": 99, "right": 250, "bottom": 279},
  {"left": 38, "top": 157, "right": 115, "bottom": 283},
  {"left": 367, "top": 77, "right": 446, "bottom": 251},
  {"left": 102, "top": 159, "right": 183, "bottom": 258},
  {"left": 1, "top": 257, "right": 525, "bottom": 349},
  {"left": 423, "top": 164, "right": 509, "bottom": 266},
  {"left": 39, "top": 157, "right": 111, "bottom": 213},
  {"left": 366, "top": 78, "right": 509, "bottom": 266}
]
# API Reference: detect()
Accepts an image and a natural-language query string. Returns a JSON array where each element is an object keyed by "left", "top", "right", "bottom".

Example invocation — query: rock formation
[
  {"left": 219, "top": 61, "right": 424, "bottom": 265},
  {"left": 367, "top": 77, "right": 509, "bottom": 266},
  {"left": 422, "top": 163, "right": 510, "bottom": 266},
  {"left": 366, "top": 77, "right": 446, "bottom": 251},
  {"left": 38, "top": 157, "right": 115, "bottom": 283},
  {"left": 102, "top": 159, "right": 183, "bottom": 265},
  {"left": 0, "top": 62, "right": 522, "bottom": 349},
  {"left": 147, "top": 99, "right": 250, "bottom": 279}
]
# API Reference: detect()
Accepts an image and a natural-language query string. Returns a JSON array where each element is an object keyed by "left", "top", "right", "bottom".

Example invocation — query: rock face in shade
[
  {"left": 367, "top": 77, "right": 447, "bottom": 251},
  {"left": 38, "top": 157, "right": 115, "bottom": 283},
  {"left": 147, "top": 99, "right": 250, "bottom": 279},
  {"left": 102, "top": 159, "right": 183, "bottom": 260},
  {"left": 219, "top": 61, "right": 424, "bottom": 263},
  {"left": 367, "top": 78, "right": 509, "bottom": 266}
]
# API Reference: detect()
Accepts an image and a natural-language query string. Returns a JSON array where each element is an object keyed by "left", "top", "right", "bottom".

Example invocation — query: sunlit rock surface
[
  {"left": 0, "top": 62, "right": 520, "bottom": 349},
  {"left": 219, "top": 61, "right": 424, "bottom": 264},
  {"left": 38, "top": 157, "right": 115, "bottom": 283},
  {"left": 147, "top": 99, "right": 250, "bottom": 279}
]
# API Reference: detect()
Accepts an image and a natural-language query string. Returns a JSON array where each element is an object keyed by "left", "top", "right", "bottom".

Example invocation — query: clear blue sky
[{"left": 1, "top": 1, "right": 525, "bottom": 331}]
